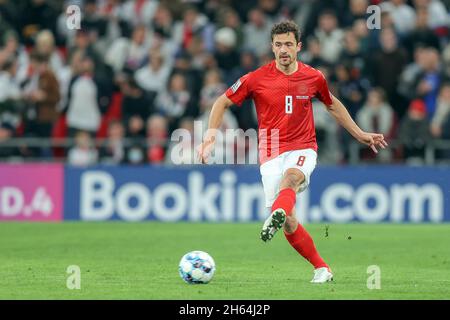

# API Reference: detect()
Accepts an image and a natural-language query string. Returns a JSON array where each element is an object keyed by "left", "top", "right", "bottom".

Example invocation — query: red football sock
[
  {"left": 284, "top": 223, "right": 329, "bottom": 269},
  {"left": 271, "top": 188, "right": 296, "bottom": 216}
]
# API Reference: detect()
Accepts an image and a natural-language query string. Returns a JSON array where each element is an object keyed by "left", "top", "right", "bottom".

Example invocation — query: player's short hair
[{"left": 271, "top": 21, "right": 301, "bottom": 44}]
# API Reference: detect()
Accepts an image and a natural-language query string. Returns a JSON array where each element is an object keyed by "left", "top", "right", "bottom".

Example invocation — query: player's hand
[
  {"left": 196, "top": 138, "right": 215, "bottom": 164},
  {"left": 357, "top": 132, "right": 388, "bottom": 154}
]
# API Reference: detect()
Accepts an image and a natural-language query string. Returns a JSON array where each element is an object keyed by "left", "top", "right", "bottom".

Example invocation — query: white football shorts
[{"left": 260, "top": 149, "right": 317, "bottom": 208}]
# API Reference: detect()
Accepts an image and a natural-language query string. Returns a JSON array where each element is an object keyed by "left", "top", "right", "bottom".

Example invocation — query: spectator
[
  {"left": 357, "top": 88, "right": 395, "bottom": 137},
  {"left": 67, "top": 130, "right": 98, "bottom": 166},
  {"left": 34, "top": 29, "right": 64, "bottom": 75},
  {"left": 196, "top": 69, "right": 239, "bottom": 164},
  {"left": 185, "top": 35, "right": 211, "bottom": 71},
  {"left": 199, "top": 69, "right": 227, "bottom": 114},
  {"left": 380, "top": 0, "right": 416, "bottom": 36},
  {"left": 340, "top": 30, "right": 367, "bottom": 77},
  {"left": 156, "top": 72, "right": 194, "bottom": 130},
  {"left": 334, "top": 63, "right": 370, "bottom": 161},
  {"left": 229, "top": 50, "right": 259, "bottom": 84},
  {"left": 403, "top": 7, "right": 441, "bottom": 57},
  {"left": 173, "top": 6, "right": 215, "bottom": 52},
  {"left": 412, "top": 0, "right": 450, "bottom": 32},
  {"left": 67, "top": 29, "right": 102, "bottom": 66},
  {"left": 1, "top": 31, "right": 30, "bottom": 85},
  {"left": 100, "top": 120, "right": 126, "bottom": 164},
  {"left": 243, "top": 8, "right": 272, "bottom": 58},
  {"left": 227, "top": 51, "right": 259, "bottom": 130},
  {"left": 106, "top": 24, "right": 149, "bottom": 74},
  {"left": 24, "top": 52, "right": 60, "bottom": 138},
  {"left": 258, "top": 0, "right": 282, "bottom": 20},
  {"left": 300, "top": 36, "right": 326, "bottom": 68},
  {"left": 146, "top": 114, "right": 168, "bottom": 163},
  {"left": 357, "top": 88, "right": 395, "bottom": 161},
  {"left": 334, "top": 64, "right": 370, "bottom": 118},
  {"left": 369, "top": 28, "right": 408, "bottom": 117},
  {"left": 443, "top": 43, "right": 450, "bottom": 79},
  {"left": 97, "top": 0, "right": 127, "bottom": 35},
  {"left": 0, "top": 54, "right": 21, "bottom": 157},
  {"left": 171, "top": 50, "right": 203, "bottom": 105},
  {"left": 134, "top": 49, "right": 172, "bottom": 94},
  {"left": 119, "top": 0, "right": 159, "bottom": 28},
  {"left": 121, "top": 77, "right": 155, "bottom": 131},
  {"left": 221, "top": 8, "right": 244, "bottom": 51},
  {"left": 214, "top": 27, "right": 240, "bottom": 78},
  {"left": 399, "top": 99, "right": 431, "bottom": 163},
  {"left": 312, "top": 66, "right": 340, "bottom": 163},
  {"left": 431, "top": 83, "right": 450, "bottom": 138},
  {"left": 431, "top": 83, "right": 450, "bottom": 159},
  {"left": 151, "top": 4, "right": 175, "bottom": 40},
  {"left": 398, "top": 46, "right": 427, "bottom": 102},
  {"left": 341, "top": 0, "right": 370, "bottom": 28},
  {"left": 126, "top": 116, "right": 145, "bottom": 144},
  {"left": 352, "top": 19, "right": 371, "bottom": 55},
  {"left": 0, "top": 54, "right": 21, "bottom": 103},
  {"left": 79, "top": 0, "right": 114, "bottom": 56},
  {"left": 414, "top": 48, "right": 442, "bottom": 118},
  {"left": 125, "top": 115, "right": 146, "bottom": 161},
  {"left": 314, "top": 9, "right": 345, "bottom": 65},
  {"left": 365, "top": 10, "right": 397, "bottom": 54},
  {"left": 57, "top": 49, "right": 85, "bottom": 112},
  {"left": 166, "top": 116, "right": 195, "bottom": 165},
  {"left": 65, "top": 56, "right": 101, "bottom": 137}
]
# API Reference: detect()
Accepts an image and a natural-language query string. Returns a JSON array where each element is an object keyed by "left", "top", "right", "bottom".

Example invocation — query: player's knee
[{"left": 283, "top": 170, "right": 305, "bottom": 191}]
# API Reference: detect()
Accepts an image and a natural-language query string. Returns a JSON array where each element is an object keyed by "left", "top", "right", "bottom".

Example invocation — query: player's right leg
[
  {"left": 259, "top": 156, "right": 284, "bottom": 242},
  {"left": 261, "top": 168, "right": 304, "bottom": 242}
]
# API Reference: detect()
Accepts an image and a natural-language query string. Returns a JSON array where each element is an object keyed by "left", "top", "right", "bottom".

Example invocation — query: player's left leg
[
  {"left": 261, "top": 149, "right": 333, "bottom": 282},
  {"left": 284, "top": 207, "right": 333, "bottom": 283}
]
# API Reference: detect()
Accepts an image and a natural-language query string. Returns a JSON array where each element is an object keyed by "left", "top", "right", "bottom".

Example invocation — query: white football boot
[
  {"left": 311, "top": 267, "right": 334, "bottom": 283},
  {"left": 260, "top": 208, "right": 286, "bottom": 242}
]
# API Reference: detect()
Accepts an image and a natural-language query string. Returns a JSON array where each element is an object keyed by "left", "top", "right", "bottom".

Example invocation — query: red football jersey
[{"left": 225, "top": 60, "right": 333, "bottom": 164}]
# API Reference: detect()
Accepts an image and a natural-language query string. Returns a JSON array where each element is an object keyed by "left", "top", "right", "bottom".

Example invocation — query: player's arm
[
  {"left": 196, "top": 94, "right": 234, "bottom": 163},
  {"left": 326, "top": 94, "right": 388, "bottom": 153}
]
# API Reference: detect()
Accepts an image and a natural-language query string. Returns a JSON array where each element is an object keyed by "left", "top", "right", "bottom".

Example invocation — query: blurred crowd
[{"left": 0, "top": 0, "right": 449, "bottom": 166}]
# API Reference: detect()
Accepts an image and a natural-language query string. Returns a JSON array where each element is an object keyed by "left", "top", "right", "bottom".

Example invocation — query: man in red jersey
[{"left": 197, "top": 21, "right": 388, "bottom": 283}]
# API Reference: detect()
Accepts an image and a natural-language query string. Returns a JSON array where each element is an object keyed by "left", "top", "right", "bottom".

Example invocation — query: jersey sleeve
[
  {"left": 225, "top": 72, "right": 253, "bottom": 106},
  {"left": 315, "top": 72, "right": 333, "bottom": 106}
]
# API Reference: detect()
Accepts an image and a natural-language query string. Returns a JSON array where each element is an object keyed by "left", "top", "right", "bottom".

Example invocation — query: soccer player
[{"left": 197, "top": 21, "right": 388, "bottom": 283}]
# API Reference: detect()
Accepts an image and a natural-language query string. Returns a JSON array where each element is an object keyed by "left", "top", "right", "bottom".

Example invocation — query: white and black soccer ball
[{"left": 178, "top": 251, "right": 216, "bottom": 284}]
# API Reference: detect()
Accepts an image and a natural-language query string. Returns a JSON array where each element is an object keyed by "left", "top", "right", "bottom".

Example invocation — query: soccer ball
[{"left": 178, "top": 251, "right": 216, "bottom": 284}]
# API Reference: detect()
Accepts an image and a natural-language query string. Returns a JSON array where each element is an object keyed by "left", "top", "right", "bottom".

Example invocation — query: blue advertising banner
[{"left": 64, "top": 165, "right": 450, "bottom": 223}]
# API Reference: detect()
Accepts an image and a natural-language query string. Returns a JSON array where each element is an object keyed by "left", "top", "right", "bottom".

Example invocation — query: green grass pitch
[{"left": 1, "top": 222, "right": 449, "bottom": 300}]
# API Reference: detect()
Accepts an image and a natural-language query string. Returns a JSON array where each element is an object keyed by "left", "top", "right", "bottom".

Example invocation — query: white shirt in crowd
[
  {"left": 427, "top": 0, "right": 450, "bottom": 29},
  {"left": 356, "top": 103, "right": 394, "bottom": 136},
  {"left": 68, "top": 147, "right": 98, "bottom": 166},
  {"left": 105, "top": 37, "right": 149, "bottom": 72},
  {"left": 134, "top": 62, "right": 172, "bottom": 93},
  {"left": 119, "top": 0, "right": 159, "bottom": 27},
  {"left": 315, "top": 28, "right": 345, "bottom": 65},
  {"left": 243, "top": 21, "right": 273, "bottom": 57},
  {"left": 66, "top": 75, "right": 101, "bottom": 132},
  {"left": 0, "top": 71, "right": 21, "bottom": 102},
  {"left": 57, "top": 66, "right": 72, "bottom": 112},
  {"left": 380, "top": 1, "right": 416, "bottom": 35}
]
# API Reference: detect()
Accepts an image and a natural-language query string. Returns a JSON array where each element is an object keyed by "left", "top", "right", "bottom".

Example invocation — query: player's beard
[{"left": 279, "top": 54, "right": 294, "bottom": 67}]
